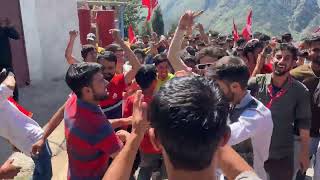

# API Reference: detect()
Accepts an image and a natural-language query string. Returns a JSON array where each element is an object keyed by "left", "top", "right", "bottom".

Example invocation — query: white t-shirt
[
  {"left": 0, "top": 84, "right": 43, "bottom": 156},
  {"left": 228, "top": 91, "right": 273, "bottom": 180}
]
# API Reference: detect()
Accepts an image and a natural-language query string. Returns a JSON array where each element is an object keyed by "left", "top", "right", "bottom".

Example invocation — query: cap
[{"left": 86, "top": 33, "right": 96, "bottom": 41}]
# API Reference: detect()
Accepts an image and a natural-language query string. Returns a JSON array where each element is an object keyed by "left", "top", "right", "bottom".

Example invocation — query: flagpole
[{"left": 250, "top": 8, "right": 253, "bottom": 39}]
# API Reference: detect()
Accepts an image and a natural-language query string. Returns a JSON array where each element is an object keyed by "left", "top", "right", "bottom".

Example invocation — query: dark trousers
[{"left": 264, "top": 156, "right": 294, "bottom": 180}]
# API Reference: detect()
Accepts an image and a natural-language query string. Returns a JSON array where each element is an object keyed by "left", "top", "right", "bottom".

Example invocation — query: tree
[
  {"left": 168, "top": 23, "right": 178, "bottom": 36},
  {"left": 151, "top": 7, "right": 164, "bottom": 36},
  {"left": 113, "top": 0, "right": 143, "bottom": 36}
]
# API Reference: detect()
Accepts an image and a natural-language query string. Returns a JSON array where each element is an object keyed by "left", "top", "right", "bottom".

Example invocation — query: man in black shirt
[
  {"left": 0, "top": 18, "right": 20, "bottom": 101},
  {"left": 0, "top": 18, "right": 19, "bottom": 70}
]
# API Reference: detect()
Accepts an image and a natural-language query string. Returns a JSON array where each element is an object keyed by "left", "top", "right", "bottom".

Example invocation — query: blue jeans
[{"left": 32, "top": 141, "right": 52, "bottom": 180}]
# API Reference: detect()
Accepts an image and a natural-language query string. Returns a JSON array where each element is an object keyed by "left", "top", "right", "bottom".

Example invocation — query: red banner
[
  {"left": 77, "top": 9, "right": 91, "bottom": 45},
  {"left": 96, "top": 10, "right": 115, "bottom": 47}
]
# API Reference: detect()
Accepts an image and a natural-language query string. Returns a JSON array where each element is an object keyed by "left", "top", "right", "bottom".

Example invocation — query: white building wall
[
  {"left": 20, "top": 0, "right": 81, "bottom": 82},
  {"left": 20, "top": 0, "right": 43, "bottom": 82}
]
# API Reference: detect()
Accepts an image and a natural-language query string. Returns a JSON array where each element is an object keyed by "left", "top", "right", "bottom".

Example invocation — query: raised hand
[
  {"left": 109, "top": 29, "right": 122, "bottom": 43},
  {"left": 178, "top": 11, "right": 195, "bottom": 31},
  {"left": 116, "top": 130, "right": 131, "bottom": 143},
  {"left": 132, "top": 90, "right": 149, "bottom": 135},
  {"left": 69, "top": 30, "right": 78, "bottom": 40}
]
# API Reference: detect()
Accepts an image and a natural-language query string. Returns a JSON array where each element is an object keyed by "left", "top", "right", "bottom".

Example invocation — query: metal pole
[{"left": 119, "top": 5, "right": 125, "bottom": 38}]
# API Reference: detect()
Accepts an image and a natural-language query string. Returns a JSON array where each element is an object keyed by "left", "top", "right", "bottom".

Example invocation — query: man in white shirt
[
  {"left": 0, "top": 70, "right": 52, "bottom": 180},
  {"left": 208, "top": 56, "right": 273, "bottom": 180}
]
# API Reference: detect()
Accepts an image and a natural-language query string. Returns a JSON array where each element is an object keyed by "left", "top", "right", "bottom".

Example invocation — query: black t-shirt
[{"left": 0, "top": 26, "right": 19, "bottom": 69}]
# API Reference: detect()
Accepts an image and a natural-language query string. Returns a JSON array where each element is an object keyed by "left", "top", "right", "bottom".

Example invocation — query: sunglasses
[{"left": 196, "top": 63, "right": 214, "bottom": 70}]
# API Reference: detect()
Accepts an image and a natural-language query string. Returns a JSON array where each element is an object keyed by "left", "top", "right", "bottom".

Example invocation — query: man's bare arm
[
  {"left": 31, "top": 104, "right": 65, "bottom": 156},
  {"left": 168, "top": 12, "right": 195, "bottom": 72},
  {"left": 109, "top": 116, "right": 132, "bottom": 129},
  {"left": 110, "top": 29, "right": 141, "bottom": 85},
  {"left": 65, "top": 30, "right": 79, "bottom": 65},
  {"left": 299, "top": 129, "right": 310, "bottom": 172},
  {"left": 217, "top": 145, "right": 254, "bottom": 180},
  {"left": 103, "top": 91, "right": 149, "bottom": 180}
]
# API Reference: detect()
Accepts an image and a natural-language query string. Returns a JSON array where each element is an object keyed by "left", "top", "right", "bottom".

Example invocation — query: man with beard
[
  {"left": 248, "top": 43, "right": 311, "bottom": 180},
  {"left": 208, "top": 56, "right": 273, "bottom": 180},
  {"left": 99, "top": 29, "right": 141, "bottom": 119},
  {"left": 290, "top": 35, "right": 320, "bottom": 179},
  {"left": 64, "top": 62, "right": 123, "bottom": 180},
  {"left": 30, "top": 33, "right": 135, "bottom": 155}
]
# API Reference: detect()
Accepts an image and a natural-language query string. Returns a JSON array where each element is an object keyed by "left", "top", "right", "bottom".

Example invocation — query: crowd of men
[{"left": 1, "top": 10, "right": 320, "bottom": 180}]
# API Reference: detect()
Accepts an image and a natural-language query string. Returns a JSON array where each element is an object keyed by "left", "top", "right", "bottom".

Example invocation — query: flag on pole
[
  {"left": 128, "top": 25, "right": 137, "bottom": 44},
  {"left": 242, "top": 9, "right": 253, "bottom": 41},
  {"left": 142, "top": 0, "right": 158, "bottom": 21},
  {"left": 233, "top": 19, "right": 240, "bottom": 42}
]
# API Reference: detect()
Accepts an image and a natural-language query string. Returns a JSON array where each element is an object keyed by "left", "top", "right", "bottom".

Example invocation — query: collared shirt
[
  {"left": 65, "top": 94, "right": 122, "bottom": 180},
  {"left": 100, "top": 74, "right": 127, "bottom": 119},
  {"left": 228, "top": 91, "right": 273, "bottom": 180},
  {"left": 0, "top": 84, "right": 43, "bottom": 156},
  {"left": 248, "top": 74, "right": 311, "bottom": 159},
  {"left": 156, "top": 73, "right": 174, "bottom": 91}
]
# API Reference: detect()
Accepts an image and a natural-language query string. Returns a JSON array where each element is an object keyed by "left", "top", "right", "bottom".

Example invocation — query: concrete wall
[
  {"left": 20, "top": 0, "right": 42, "bottom": 82},
  {"left": 20, "top": 0, "right": 81, "bottom": 83}
]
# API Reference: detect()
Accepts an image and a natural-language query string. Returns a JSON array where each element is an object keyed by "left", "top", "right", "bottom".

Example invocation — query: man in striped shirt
[{"left": 64, "top": 63, "right": 122, "bottom": 180}]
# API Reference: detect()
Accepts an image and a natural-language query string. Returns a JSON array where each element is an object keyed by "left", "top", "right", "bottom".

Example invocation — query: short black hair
[
  {"left": 273, "top": 43, "right": 298, "bottom": 61},
  {"left": 153, "top": 53, "right": 169, "bottom": 66},
  {"left": 135, "top": 65, "right": 157, "bottom": 90},
  {"left": 258, "top": 34, "right": 271, "bottom": 42},
  {"left": 243, "top": 39, "right": 264, "bottom": 56},
  {"left": 196, "top": 47, "right": 227, "bottom": 63},
  {"left": 208, "top": 56, "right": 250, "bottom": 89},
  {"left": 133, "top": 48, "right": 146, "bottom": 59},
  {"left": 150, "top": 76, "right": 229, "bottom": 171},
  {"left": 182, "top": 55, "right": 197, "bottom": 65},
  {"left": 97, "top": 51, "right": 117, "bottom": 64},
  {"left": 105, "top": 43, "right": 123, "bottom": 53},
  {"left": 281, "top": 33, "right": 293, "bottom": 43},
  {"left": 186, "top": 46, "right": 197, "bottom": 56},
  {"left": 81, "top": 44, "right": 95, "bottom": 59},
  {"left": 65, "top": 62, "right": 102, "bottom": 98},
  {"left": 236, "top": 38, "right": 247, "bottom": 48}
]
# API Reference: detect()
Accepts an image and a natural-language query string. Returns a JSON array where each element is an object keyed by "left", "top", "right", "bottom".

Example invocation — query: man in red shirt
[
  {"left": 98, "top": 29, "right": 141, "bottom": 119},
  {"left": 123, "top": 65, "right": 164, "bottom": 180},
  {"left": 64, "top": 62, "right": 123, "bottom": 180}
]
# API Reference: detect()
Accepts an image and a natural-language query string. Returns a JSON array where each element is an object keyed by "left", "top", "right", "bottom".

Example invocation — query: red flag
[
  {"left": 142, "top": 0, "right": 158, "bottom": 21},
  {"left": 314, "top": 26, "right": 320, "bottom": 33},
  {"left": 233, "top": 19, "right": 240, "bottom": 42},
  {"left": 242, "top": 9, "right": 253, "bottom": 41},
  {"left": 128, "top": 25, "right": 136, "bottom": 44}
]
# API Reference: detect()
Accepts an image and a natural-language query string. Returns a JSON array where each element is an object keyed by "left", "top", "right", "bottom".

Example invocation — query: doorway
[{"left": 0, "top": 0, "right": 30, "bottom": 87}]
